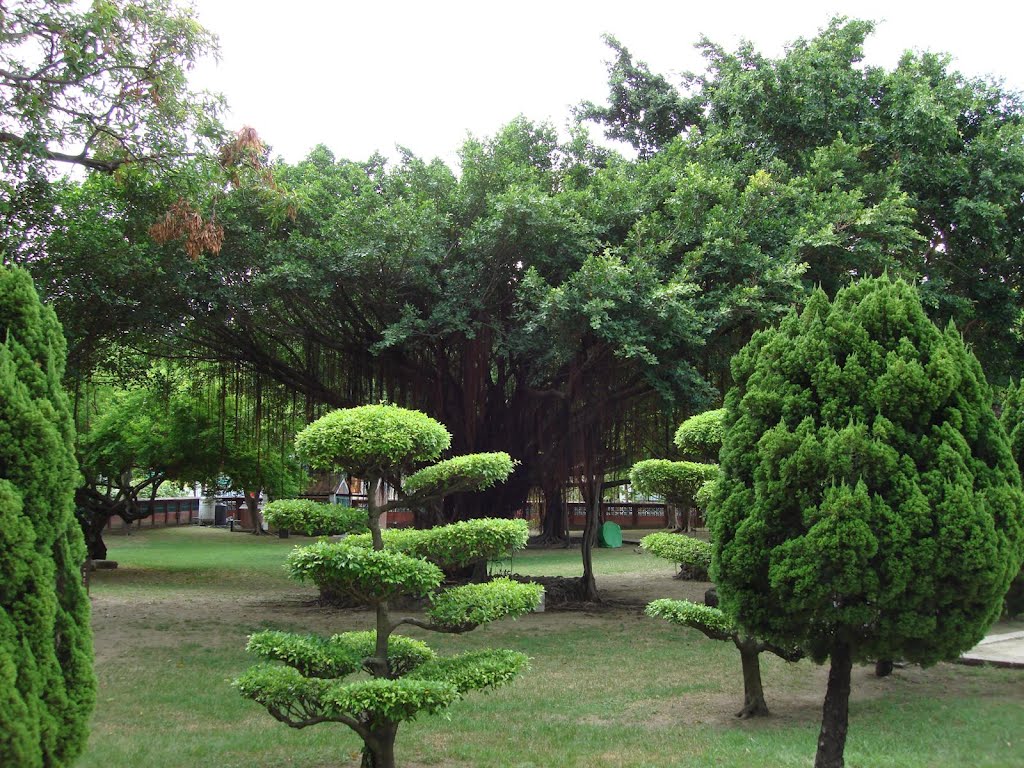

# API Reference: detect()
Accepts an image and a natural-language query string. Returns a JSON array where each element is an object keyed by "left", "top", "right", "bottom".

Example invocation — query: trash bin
[
  {"left": 598, "top": 521, "right": 622, "bottom": 548},
  {"left": 198, "top": 496, "right": 216, "bottom": 525}
]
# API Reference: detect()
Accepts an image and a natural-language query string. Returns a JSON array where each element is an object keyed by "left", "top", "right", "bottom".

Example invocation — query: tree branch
[{"left": 392, "top": 616, "right": 477, "bottom": 635}]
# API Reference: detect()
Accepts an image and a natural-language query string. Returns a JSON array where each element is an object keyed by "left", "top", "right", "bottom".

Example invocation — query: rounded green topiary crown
[{"left": 295, "top": 404, "right": 451, "bottom": 478}]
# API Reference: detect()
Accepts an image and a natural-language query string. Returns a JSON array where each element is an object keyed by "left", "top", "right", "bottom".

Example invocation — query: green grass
[
  {"left": 81, "top": 527, "right": 1024, "bottom": 768},
  {"left": 93, "top": 525, "right": 301, "bottom": 593},
  {"left": 508, "top": 540, "right": 673, "bottom": 577}
]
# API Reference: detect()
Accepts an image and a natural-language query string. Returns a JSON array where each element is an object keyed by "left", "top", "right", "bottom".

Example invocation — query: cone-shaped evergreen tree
[
  {"left": 0, "top": 265, "right": 95, "bottom": 766},
  {"left": 711, "top": 276, "right": 1024, "bottom": 768}
]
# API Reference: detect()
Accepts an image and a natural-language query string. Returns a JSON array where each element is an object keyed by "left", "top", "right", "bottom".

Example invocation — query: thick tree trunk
[
  {"left": 537, "top": 480, "right": 569, "bottom": 544},
  {"left": 85, "top": 519, "right": 109, "bottom": 561},
  {"left": 736, "top": 638, "right": 770, "bottom": 718},
  {"left": 815, "top": 644, "right": 853, "bottom": 768},
  {"left": 245, "top": 493, "right": 265, "bottom": 534},
  {"left": 360, "top": 722, "right": 398, "bottom": 768}
]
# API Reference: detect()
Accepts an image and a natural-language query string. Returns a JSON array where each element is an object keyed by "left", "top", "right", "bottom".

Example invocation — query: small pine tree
[
  {"left": 236, "top": 404, "right": 541, "bottom": 768},
  {"left": 711, "top": 276, "right": 1024, "bottom": 768},
  {"left": 0, "top": 266, "right": 95, "bottom": 766}
]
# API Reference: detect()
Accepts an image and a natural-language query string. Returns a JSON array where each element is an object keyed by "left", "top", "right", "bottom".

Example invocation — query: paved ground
[{"left": 959, "top": 630, "right": 1024, "bottom": 668}]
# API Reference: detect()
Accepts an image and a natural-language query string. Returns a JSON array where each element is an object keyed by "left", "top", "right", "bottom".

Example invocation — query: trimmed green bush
[
  {"left": 238, "top": 405, "right": 536, "bottom": 768},
  {"left": 427, "top": 578, "right": 543, "bottom": 629},
  {"left": 408, "top": 649, "right": 530, "bottom": 694},
  {"left": 646, "top": 598, "right": 733, "bottom": 636},
  {"left": 711, "top": 276, "right": 1024, "bottom": 766},
  {"left": 262, "top": 498, "right": 368, "bottom": 536},
  {"left": 294, "top": 404, "right": 450, "bottom": 476},
  {"left": 344, "top": 518, "right": 530, "bottom": 569},
  {"left": 246, "top": 631, "right": 436, "bottom": 679},
  {"left": 630, "top": 460, "right": 718, "bottom": 504},
  {"left": 640, "top": 531, "right": 712, "bottom": 580},
  {"left": 236, "top": 665, "right": 461, "bottom": 725},
  {"left": 0, "top": 266, "right": 95, "bottom": 766},
  {"left": 286, "top": 541, "right": 444, "bottom": 602},
  {"left": 403, "top": 452, "right": 516, "bottom": 498},
  {"left": 646, "top": 597, "right": 802, "bottom": 718},
  {"left": 674, "top": 408, "right": 725, "bottom": 460}
]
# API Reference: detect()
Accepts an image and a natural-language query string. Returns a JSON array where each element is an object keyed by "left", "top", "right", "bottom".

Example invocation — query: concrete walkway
[{"left": 959, "top": 631, "right": 1024, "bottom": 669}]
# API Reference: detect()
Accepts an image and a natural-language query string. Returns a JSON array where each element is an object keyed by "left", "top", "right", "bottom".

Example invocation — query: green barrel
[{"left": 598, "top": 521, "right": 623, "bottom": 548}]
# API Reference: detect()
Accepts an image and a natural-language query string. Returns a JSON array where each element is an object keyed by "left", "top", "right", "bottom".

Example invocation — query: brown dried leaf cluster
[
  {"left": 219, "top": 125, "right": 268, "bottom": 178},
  {"left": 148, "top": 198, "right": 224, "bottom": 260}
]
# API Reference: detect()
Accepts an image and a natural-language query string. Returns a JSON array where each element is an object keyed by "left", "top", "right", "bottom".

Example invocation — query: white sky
[{"left": 189, "top": 0, "right": 1024, "bottom": 168}]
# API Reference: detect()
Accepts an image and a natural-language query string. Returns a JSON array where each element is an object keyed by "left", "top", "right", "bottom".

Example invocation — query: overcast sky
[{"left": 189, "top": 1, "right": 1024, "bottom": 167}]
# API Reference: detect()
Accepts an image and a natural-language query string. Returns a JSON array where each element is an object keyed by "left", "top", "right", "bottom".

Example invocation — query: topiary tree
[
  {"left": 262, "top": 498, "right": 368, "bottom": 538},
  {"left": 629, "top": 459, "right": 718, "bottom": 531},
  {"left": 0, "top": 265, "right": 95, "bottom": 766},
  {"left": 630, "top": 409, "right": 724, "bottom": 532},
  {"left": 646, "top": 599, "right": 802, "bottom": 718},
  {"left": 235, "top": 404, "right": 542, "bottom": 768},
  {"left": 711, "top": 276, "right": 1024, "bottom": 768}
]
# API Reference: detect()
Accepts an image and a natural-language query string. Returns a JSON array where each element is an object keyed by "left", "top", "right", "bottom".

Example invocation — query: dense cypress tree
[
  {"left": 711, "top": 276, "right": 1024, "bottom": 768},
  {"left": 0, "top": 265, "right": 95, "bottom": 766}
]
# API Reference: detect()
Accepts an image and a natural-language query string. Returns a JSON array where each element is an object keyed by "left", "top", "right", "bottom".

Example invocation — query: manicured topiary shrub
[
  {"left": 646, "top": 599, "right": 802, "bottom": 717},
  {"left": 262, "top": 498, "right": 368, "bottom": 536},
  {"left": 642, "top": 528, "right": 801, "bottom": 717},
  {"left": 640, "top": 531, "right": 711, "bottom": 580},
  {"left": 629, "top": 459, "right": 718, "bottom": 531},
  {"left": 631, "top": 408, "right": 724, "bottom": 531},
  {"left": 345, "top": 518, "right": 528, "bottom": 567},
  {"left": 0, "top": 266, "right": 95, "bottom": 766},
  {"left": 711, "top": 277, "right": 1024, "bottom": 768},
  {"left": 674, "top": 408, "right": 725, "bottom": 461},
  {"left": 237, "top": 404, "right": 540, "bottom": 768}
]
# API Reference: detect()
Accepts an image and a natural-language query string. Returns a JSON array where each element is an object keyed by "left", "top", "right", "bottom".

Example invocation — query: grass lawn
[{"left": 81, "top": 526, "right": 1024, "bottom": 768}]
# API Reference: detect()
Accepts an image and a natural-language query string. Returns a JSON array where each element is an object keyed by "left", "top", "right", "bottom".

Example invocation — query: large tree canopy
[
  {"left": 0, "top": 0, "right": 223, "bottom": 176},
  {"left": 22, "top": 18, "right": 1024, "bottom": 562},
  {"left": 582, "top": 17, "right": 1024, "bottom": 381}
]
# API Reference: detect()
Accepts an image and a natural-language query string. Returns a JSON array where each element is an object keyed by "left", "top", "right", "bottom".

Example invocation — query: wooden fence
[
  {"left": 106, "top": 497, "right": 202, "bottom": 530},
  {"left": 565, "top": 501, "right": 675, "bottom": 529},
  {"left": 109, "top": 497, "right": 679, "bottom": 532}
]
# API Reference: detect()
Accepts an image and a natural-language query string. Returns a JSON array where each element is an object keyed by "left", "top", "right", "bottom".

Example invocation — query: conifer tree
[
  {"left": 711, "top": 276, "right": 1024, "bottom": 768},
  {"left": 0, "top": 265, "right": 95, "bottom": 766}
]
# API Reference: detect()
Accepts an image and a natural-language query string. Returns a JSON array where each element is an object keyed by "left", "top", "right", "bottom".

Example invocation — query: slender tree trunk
[
  {"left": 579, "top": 479, "right": 600, "bottom": 601},
  {"left": 815, "top": 643, "right": 853, "bottom": 768},
  {"left": 365, "top": 476, "right": 392, "bottom": 678},
  {"left": 361, "top": 722, "right": 398, "bottom": 768},
  {"left": 735, "top": 638, "right": 770, "bottom": 718}
]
